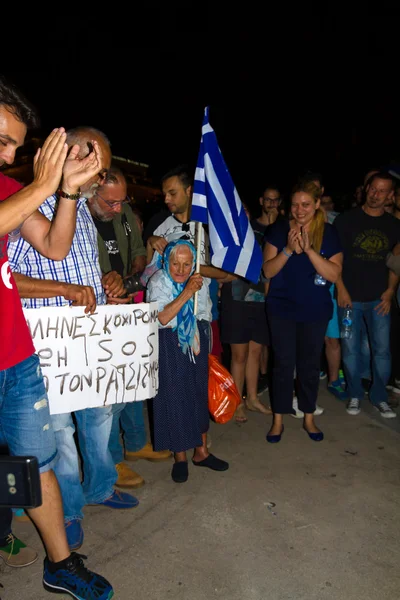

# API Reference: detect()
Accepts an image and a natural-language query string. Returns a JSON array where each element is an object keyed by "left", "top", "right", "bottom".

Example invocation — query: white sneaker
[
  {"left": 375, "top": 401, "right": 397, "bottom": 419},
  {"left": 347, "top": 398, "right": 361, "bottom": 415},
  {"left": 291, "top": 396, "right": 324, "bottom": 418},
  {"left": 386, "top": 383, "right": 400, "bottom": 395}
]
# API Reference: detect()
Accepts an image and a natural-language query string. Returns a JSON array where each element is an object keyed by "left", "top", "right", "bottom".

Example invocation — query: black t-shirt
[
  {"left": 334, "top": 207, "right": 400, "bottom": 302},
  {"left": 251, "top": 219, "right": 268, "bottom": 247},
  {"left": 93, "top": 218, "right": 124, "bottom": 276},
  {"left": 251, "top": 216, "right": 286, "bottom": 249}
]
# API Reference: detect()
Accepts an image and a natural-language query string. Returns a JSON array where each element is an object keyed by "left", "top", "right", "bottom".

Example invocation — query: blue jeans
[
  {"left": 51, "top": 406, "right": 117, "bottom": 522},
  {"left": 339, "top": 300, "right": 391, "bottom": 405},
  {"left": 108, "top": 402, "right": 147, "bottom": 464},
  {"left": 360, "top": 319, "right": 372, "bottom": 380},
  {"left": 0, "top": 354, "right": 58, "bottom": 473}
]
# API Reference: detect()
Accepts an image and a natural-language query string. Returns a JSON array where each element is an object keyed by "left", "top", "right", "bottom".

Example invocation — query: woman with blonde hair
[{"left": 263, "top": 181, "right": 343, "bottom": 443}]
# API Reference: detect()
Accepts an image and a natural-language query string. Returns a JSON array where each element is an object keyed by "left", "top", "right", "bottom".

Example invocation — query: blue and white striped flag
[{"left": 191, "top": 107, "right": 263, "bottom": 284}]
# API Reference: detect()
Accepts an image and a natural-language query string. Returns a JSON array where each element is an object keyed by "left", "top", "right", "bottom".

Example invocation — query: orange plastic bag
[{"left": 208, "top": 354, "right": 241, "bottom": 424}]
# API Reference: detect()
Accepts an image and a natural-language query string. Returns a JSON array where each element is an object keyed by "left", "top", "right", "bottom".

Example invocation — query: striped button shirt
[{"left": 7, "top": 195, "right": 106, "bottom": 308}]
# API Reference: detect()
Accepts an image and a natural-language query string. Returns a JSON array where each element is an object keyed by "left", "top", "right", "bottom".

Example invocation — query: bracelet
[
  {"left": 57, "top": 189, "right": 81, "bottom": 200},
  {"left": 282, "top": 247, "right": 293, "bottom": 258}
]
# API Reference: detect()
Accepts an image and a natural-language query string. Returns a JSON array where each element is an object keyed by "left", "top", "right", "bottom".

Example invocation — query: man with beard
[
  {"left": 335, "top": 171, "right": 400, "bottom": 418},
  {"left": 87, "top": 167, "right": 172, "bottom": 489}
]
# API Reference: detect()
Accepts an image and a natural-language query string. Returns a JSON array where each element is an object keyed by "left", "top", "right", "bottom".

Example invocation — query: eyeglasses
[
  {"left": 263, "top": 197, "right": 281, "bottom": 203},
  {"left": 95, "top": 191, "right": 131, "bottom": 209}
]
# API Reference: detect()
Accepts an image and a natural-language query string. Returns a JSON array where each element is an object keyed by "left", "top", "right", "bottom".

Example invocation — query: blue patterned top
[{"left": 8, "top": 195, "right": 106, "bottom": 307}]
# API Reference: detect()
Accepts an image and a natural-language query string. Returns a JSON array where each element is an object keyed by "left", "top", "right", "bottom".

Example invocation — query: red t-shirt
[{"left": 0, "top": 172, "right": 35, "bottom": 371}]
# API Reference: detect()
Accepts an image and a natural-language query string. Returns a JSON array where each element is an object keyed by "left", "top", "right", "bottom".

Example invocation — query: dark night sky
[{"left": 5, "top": 4, "right": 399, "bottom": 213}]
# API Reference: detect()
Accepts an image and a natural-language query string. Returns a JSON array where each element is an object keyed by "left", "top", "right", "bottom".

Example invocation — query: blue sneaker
[
  {"left": 328, "top": 380, "right": 349, "bottom": 402},
  {"left": 65, "top": 519, "right": 84, "bottom": 551},
  {"left": 43, "top": 552, "right": 113, "bottom": 599},
  {"left": 91, "top": 489, "right": 139, "bottom": 509}
]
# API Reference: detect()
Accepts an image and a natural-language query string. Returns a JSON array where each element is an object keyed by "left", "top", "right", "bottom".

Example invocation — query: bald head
[
  {"left": 66, "top": 126, "right": 112, "bottom": 195},
  {"left": 66, "top": 127, "right": 111, "bottom": 159}
]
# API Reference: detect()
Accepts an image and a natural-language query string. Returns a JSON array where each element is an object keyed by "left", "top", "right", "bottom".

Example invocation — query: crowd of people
[{"left": 1, "top": 75, "right": 400, "bottom": 600}]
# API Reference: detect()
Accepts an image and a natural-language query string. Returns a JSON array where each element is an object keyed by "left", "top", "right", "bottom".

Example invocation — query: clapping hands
[{"left": 286, "top": 226, "right": 311, "bottom": 254}]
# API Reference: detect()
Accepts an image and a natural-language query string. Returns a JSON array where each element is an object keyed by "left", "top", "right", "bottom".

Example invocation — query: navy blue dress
[{"left": 153, "top": 321, "right": 210, "bottom": 453}]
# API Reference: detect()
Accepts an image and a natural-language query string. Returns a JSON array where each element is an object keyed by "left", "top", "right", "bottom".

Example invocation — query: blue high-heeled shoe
[
  {"left": 303, "top": 426, "right": 324, "bottom": 442},
  {"left": 266, "top": 425, "right": 284, "bottom": 443}
]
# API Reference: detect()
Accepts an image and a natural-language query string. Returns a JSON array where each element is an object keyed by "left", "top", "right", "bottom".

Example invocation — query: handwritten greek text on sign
[{"left": 23, "top": 303, "right": 159, "bottom": 415}]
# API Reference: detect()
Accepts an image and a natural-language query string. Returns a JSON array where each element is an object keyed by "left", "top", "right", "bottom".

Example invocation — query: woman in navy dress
[{"left": 263, "top": 181, "right": 343, "bottom": 443}]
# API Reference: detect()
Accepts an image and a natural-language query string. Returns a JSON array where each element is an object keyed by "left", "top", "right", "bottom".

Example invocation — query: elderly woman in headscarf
[{"left": 146, "top": 239, "right": 229, "bottom": 483}]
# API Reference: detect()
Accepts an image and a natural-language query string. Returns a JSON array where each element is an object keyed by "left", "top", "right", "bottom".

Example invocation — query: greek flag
[{"left": 191, "top": 107, "right": 263, "bottom": 284}]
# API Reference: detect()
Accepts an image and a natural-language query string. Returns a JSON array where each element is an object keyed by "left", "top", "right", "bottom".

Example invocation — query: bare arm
[
  {"left": 0, "top": 129, "right": 68, "bottom": 237},
  {"left": 300, "top": 229, "right": 342, "bottom": 283},
  {"left": 388, "top": 268, "right": 399, "bottom": 292},
  {"left": 263, "top": 227, "right": 299, "bottom": 279},
  {"left": 146, "top": 235, "right": 167, "bottom": 258},
  {"left": 386, "top": 243, "right": 400, "bottom": 276},
  {"left": 13, "top": 273, "right": 96, "bottom": 314},
  {"left": 20, "top": 140, "right": 103, "bottom": 261},
  {"left": 262, "top": 242, "right": 290, "bottom": 278},
  {"left": 0, "top": 183, "right": 53, "bottom": 238},
  {"left": 375, "top": 269, "right": 399, "bottom": 316},
  {"left": 200, "top": 265, "right": 235, "bottom": 280},
  {"left": 336, "top": 275, "right": 352, "bottom": 308},
  {"left": 20, "top": 201, "right": 78, "bottom": 261},
  {"left": 158, "top": 274, "right": 203, "bottom": 325},
  {"left": 305, "top": 249, "right": 342, "bottom": 283}
]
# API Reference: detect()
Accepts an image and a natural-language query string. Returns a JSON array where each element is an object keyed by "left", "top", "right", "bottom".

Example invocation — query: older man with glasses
[{"left": 87, "top": 167, "right": 172, "bottom": 489}]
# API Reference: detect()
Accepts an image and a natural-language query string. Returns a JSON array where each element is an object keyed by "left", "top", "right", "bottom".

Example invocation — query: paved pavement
[{"left": 1, "top": 383, "right": 400, "bottom": 600}]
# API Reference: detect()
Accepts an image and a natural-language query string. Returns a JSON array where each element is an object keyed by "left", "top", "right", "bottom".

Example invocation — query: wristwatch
[{"left": 57, "top": 189, "right": 81, "bottom": 200}]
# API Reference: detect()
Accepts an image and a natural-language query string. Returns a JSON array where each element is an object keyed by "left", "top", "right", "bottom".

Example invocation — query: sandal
[{"left": 234, "top": 403, "right": 248, "bottom": 423}]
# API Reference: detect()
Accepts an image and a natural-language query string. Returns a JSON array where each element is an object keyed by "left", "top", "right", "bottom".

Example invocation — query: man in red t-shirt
[
  {"left": 0, "top": 76, "right": 113, "bottom": 599},
  {"left": 0, "top": 172, "right": 40, "bottom": 568}
]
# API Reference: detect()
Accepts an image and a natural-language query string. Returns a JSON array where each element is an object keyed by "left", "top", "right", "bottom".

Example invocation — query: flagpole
[
  {"left": 191, "top": 106, "right": 263, "bottom": 286},
  {"left": 193, "top": 222, "right": 202, "bottom": 315}
]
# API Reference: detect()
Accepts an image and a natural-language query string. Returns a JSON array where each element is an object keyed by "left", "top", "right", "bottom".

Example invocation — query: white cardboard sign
[{"left": 23, "top": 303, "right": 159, "bottom": 415}]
